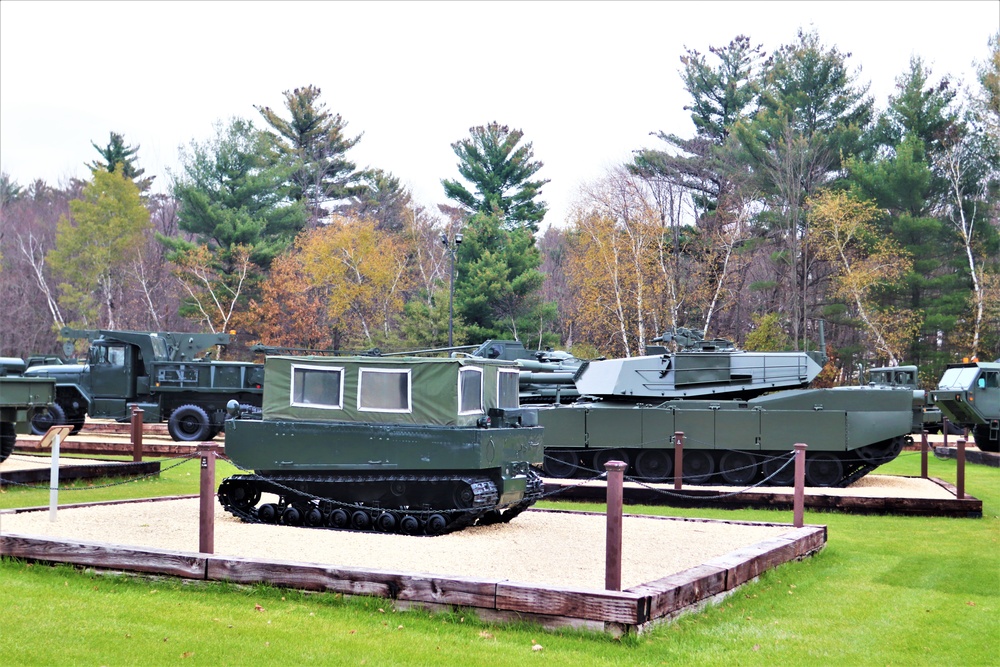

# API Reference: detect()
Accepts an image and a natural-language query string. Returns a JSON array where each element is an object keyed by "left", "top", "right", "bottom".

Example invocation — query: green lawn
[{"left": 1, "top": 450, "right": 997, "bottom": 666}]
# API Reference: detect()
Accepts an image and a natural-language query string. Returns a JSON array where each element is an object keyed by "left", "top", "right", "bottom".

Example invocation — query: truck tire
[
  {"left": 168, "top": 404, "right": 212, "bottom": 442},
  {"left": 1, "top": 422, "right": 15, "bottom": 463},
  {"left": 973, "top": 424, "right": 999, "bottom": 453},
  {"left": 30, "top": 403, "right": 67, "bottom": 435}
]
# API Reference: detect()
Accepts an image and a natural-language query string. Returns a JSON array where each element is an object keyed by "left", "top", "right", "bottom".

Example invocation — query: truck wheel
[
  {"left": 1, "top": 422, "right": 15, "bottom": 463},
  {"left": 168, "top": 404, "right": 212, "bottom": 442},
  {"left": 30, "top": 403, "right": 67, "bottom": 435},
  {"left": 973, "top": 425, "right": 999, "bottom": 453}
]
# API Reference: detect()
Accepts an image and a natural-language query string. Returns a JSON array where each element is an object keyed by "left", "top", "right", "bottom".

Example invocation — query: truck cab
[{"left": 930, "top": 362, "right": 1000, "bottom": 452}]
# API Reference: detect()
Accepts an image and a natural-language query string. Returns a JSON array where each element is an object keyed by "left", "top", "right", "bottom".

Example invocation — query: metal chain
[{"left": 0, "top": 453, "right": 199, "bottom": 491}]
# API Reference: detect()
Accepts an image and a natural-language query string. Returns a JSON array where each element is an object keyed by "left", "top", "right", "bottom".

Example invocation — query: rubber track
[{"left": 218, "top": 472, "right": 541, "bottom": 536}]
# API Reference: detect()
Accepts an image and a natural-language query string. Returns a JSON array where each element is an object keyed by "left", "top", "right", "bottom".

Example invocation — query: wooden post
[
  {"left": 920, "top": 429, "right": 928, "bottom": 479},
  {"left": 673, "top": 431, "right": 684, "bottom": 490},
  {"left": 130, "top": 406, "right": 144, "bottom": 462},
  {"left": 956, "top": 438, "right": 966, "bottom": 500},
  {"left": 943, "top": 417, "right": 949, "bottom": 449},
  {"left": 793, "top": 443, "right": 807, "bottom": 528},
  {"left": 604, "top": 460, "right": 627, "bottom": 592},
  {"left": 199, "top": 443, "right": 218, "bottom": 554}
]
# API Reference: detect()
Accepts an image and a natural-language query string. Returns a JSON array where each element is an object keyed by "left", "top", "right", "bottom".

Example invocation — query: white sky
[{"left": 1, "top": 1, "right": 997, "bottom": 227}]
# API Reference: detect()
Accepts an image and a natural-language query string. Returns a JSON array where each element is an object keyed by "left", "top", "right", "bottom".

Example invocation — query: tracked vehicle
[
  {"left": 476, "top": 330, "right": 913, "bottom": 487},
  {"left": 218, "top": 355, "right": 544, "bottom": 535}
]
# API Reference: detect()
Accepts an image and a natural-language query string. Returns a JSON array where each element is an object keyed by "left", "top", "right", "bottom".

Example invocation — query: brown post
[
  {"left": 943, "top": 417, "right": 949, "bottom": 449},
  {"left": 673, "top": 431, "right": 684, "bottom": 490},
  {"left": 920, "top": 430, "right": 929, "bottom": 479},
  {"left": 793, "top": 443, "right": 807, "bottom": 528},
  {"left": 604, "top": 460, "right": 628, "bottom": 591},
  {"left": 199, "top": 443, "right": 217, "bottom": 554},
  {"left": 130, "top": 406, "right": 144, "bottom": 462},
  {"left": 956, "top": 438, "right": 966, "bottom": 500}
]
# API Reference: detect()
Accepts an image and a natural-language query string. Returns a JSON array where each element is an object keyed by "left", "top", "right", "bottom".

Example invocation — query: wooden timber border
[
  {"left": 0, "top": 459, "right": 161, "bottom": 487},
  {"left": 543, "top": 476, "right": 983, "bottom": 519},
  {"left": 934, "top": 446, "right": 999, "bottom": 468},
  {"left": 0, "top": 506, "right": 825, "bottom": 636}
]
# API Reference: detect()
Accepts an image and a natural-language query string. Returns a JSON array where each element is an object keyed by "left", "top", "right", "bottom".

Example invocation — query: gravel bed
[{"left": 0, "top": 498, "right": 794, "bottom": 590}]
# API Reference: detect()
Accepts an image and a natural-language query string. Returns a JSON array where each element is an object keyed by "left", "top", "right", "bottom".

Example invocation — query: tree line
[{"left": 1, "top": 29, "right": 997, "bottom": 388}]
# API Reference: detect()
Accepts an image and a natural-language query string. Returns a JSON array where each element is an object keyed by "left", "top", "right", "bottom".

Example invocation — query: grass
[{"left": 1, "top": 450, "right": 998, "bottom": 665}]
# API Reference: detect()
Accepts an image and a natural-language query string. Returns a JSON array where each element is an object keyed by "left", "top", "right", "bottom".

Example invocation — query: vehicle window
[
  {"left": 291, "top": 364, "right": 344, "bottom": 409},
  {"left": 938, "top": 367, "right": 980, "bottom": 390},
  {"left": 986, "top": 372, "right": 999, "bottom": 389},
  {"left": 107, "top": 345, "right": 126, "bottom": 367},
  {"left": 358, "top": 368, "right": 411, "bottom": 413},
  {"left": 498, "top": 369, "right": 520, "bottom": 409},
  {"left": 458, "top": 367, "right": 484, "bottom": 415}
]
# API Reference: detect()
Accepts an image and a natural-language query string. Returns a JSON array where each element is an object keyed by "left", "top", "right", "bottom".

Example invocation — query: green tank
[
  {"left": 475, "top": 330, "right": 913, "bottom": 487},
  {"left": 218, "top": 355, "right": 544, "bottom": 535},
  {"left": 929, "top": 361, "right": 1000, "bottom": 452}
]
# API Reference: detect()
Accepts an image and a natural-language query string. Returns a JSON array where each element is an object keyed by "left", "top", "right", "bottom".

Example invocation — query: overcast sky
[{"left": 1, "top": 1, "right": 996, "bottom": 226}]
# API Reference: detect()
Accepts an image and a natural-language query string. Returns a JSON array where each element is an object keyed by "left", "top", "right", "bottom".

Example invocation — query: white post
[{"left": 48, "top": 431, "right": 60, "bottom": 521}]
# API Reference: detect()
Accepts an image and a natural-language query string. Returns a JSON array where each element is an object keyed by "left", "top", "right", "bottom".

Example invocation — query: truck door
[{"left": 88, "top": 342, "right": 132, "bottom": 420}]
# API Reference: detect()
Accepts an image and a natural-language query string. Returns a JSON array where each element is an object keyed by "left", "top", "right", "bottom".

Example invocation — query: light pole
[{"left": 441, "top": 232, "right": 463, "bottom": 347}]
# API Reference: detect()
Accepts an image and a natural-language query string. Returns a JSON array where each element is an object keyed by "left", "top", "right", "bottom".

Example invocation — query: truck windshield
[{"left": 938, "top": 367, "right": 980, "bottom": 390}]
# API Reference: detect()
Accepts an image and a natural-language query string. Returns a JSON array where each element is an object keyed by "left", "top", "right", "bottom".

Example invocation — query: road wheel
[
  {"left": 167, "top": 404, "right": 212, "bottom": 441},
  {"left": 30, "top": 403, "right": 67, "bottom": 435}
]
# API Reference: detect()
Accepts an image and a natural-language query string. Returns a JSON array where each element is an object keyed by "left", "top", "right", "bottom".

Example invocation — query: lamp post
[{"left": 441, "top": 232, "right": 463, "bottom": 347}]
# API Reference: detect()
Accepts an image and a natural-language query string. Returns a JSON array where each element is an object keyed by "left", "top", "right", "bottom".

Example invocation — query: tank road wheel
[
  {"left": 281, "top": 505, "right": 303, "bottom": 526},
  {"left": 806, "top": 453, "right": 844, "bottom": 487},
  {"left": 762, "top": 454, "right": 796, "bottom": 486},
  {"left": 426, "top": 513, "right": 448, "bottom": 535},
  {"left": 351, "top": 511, "right": 371, "bottom": 530},
  {"left": 257, "top": 503, "right": 279, "bottom": 523},
  {"left": 30, "top": 403, "right": 67, "bottom": 436},
  {"left": 327, "top": 509, "right": 349, "bottom": 529},
  {"left": 400, "top": 515, "right": 420, "bottom": 534},
  {"left": 719, "top": 451, "right": 759, "bottom": 486},
  {"left": 682, "top": 450, "right": 716, "bottom": 484},
  {"left": 167, "top": 404, "right": 212, "bottom": 442},
  {"left": 543, "top": 449, "right": 580, "bottom": 478},
  {"left": 974, "top": 424, "right": 999, "bottom": 453},
  {"left": 592, "top": 448, "right": 630, "bottom": 474},
  {"left": 376, "top": 512, "right": 398, "bottom": 532},
  {"left": 634, "top": 450, "right": 672, "bottom": 482},
  {"left": 1, "top": 422, "right": 16, "bottom": 463}
]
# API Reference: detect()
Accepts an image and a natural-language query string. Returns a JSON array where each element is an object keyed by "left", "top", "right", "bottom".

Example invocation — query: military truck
[
  {"left": 864, "top": 365, "right": 952, "bottom": 434},
  {"left": 0, "top": 357, "right": 56, "bottom": 463},
  {"left": 22, "top": 329, "right": 263, "bottom": 442},
  {"left": 929, "top": 361, "right": 1000, "bottom": 452},
  {"left": 218, "top": 354, "right": 543, "bottom": 535}
]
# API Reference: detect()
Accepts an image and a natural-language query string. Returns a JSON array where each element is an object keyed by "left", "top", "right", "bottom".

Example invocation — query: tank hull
[{"left": 536, "top": 387, "right": 913, "bottom": 487}]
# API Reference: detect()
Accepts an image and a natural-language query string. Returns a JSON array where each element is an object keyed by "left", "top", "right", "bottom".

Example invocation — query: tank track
[
  {"left": 542, "top": 436, "right": 906, "bottom": 489},
  {"left": 218, "top": 470, "right": 543, "bottom": 536}
]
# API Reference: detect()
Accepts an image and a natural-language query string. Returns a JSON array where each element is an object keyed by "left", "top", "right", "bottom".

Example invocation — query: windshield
[{"left": 937, "top": 367, "right": 980, "bottom": 390}]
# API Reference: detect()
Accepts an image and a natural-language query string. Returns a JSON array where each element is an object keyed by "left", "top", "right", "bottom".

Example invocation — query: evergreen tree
[
  {"left": 442, "top": 123, "right": 549, "bottom": 232},
  {"left": 257, "top": 85, "right": 363, "bottom": 223},
  {"left": 88, "top": 131, "right": 154, "bottom": 192}
]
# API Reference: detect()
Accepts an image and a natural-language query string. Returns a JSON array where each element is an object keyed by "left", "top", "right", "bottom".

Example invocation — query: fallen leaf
[
  {"left": 378, "top": 608, "right": 385, "bottom": 613},
  {"left": 254, "top": 603, "right": 265, "bottom": 612},
  {"left": 397, "top": 625, "right": 403, "bottom": 630},
  {"left": 532, "top": 645, "right": 544, "bottom": 652},
  {"left": 181, "top": 652, "right": 194, "bottom": 659},
  {"left": 753, "top": 644, "right": 760, "bottom": 652},
  {"left": 966, "top": 601, "right": 977, "bottom": 607},
  {"left": 479, "top": 631, "right": 494, "bottom": 639},
  {"left": 349, "top": 630, "right": 356, "bottom": 635}
]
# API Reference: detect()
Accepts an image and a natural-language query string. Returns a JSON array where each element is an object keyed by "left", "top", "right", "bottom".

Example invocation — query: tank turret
[{"left": 574, "top": 330, "right": 825, "bottom": 401}]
